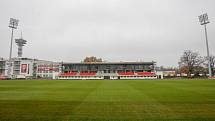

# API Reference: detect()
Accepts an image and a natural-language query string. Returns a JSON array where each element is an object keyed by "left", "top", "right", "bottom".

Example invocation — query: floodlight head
[
  {"left": 199, "top": 13, "right": 210, "bottom": 25},
  {"left": 9, "top": 18, "right": 19, "bottom": 29}
]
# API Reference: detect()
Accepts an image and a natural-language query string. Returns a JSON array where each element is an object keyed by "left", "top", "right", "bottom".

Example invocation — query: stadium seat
[
  {"left": 80, "top": 72, "right": 96, "bottom": 76},
  {"left": 136, "top": 72, "right": 155, "bottom": 76},
  {"left": 60, "top": 72, "right": 77, "bottom": 76},
  {"left": 0, "top": 75, "right": 6, "bottom": 80}
]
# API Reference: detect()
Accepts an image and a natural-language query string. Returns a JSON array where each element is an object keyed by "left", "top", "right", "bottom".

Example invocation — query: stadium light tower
[
  {"left": 8, "top": 18, "right": 19, "bottom": 78},
  {"left": 198, "top": 13, "right": 212, "bottom": 77},
  {"left": 15, "top": 32, "right": 27, "bottom": 58}
]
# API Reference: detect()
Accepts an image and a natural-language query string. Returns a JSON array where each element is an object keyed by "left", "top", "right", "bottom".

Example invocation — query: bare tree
[
  {"left": 210, "top": 56, "right": 215, "bottom": 76},
  {"left": 83, "top": 56, "right": 103, "bottom": 63},
  {"left": 179, "top": 50, "right": 205, "bottom": 77},
  {"left": 204, "top": 55, "right": 215, "bottom": 76}
]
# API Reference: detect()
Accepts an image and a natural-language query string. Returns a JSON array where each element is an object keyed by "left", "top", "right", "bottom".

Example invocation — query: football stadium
[
  {"left": 1, "top": 1, "right": 215, "bottom": 121},
  {"left": 0, "top": 20, "right": 215, "bottom": 121}
]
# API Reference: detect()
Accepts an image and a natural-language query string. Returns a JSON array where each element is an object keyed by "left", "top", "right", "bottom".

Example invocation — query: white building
[
  {"left": 0, "top": 57, "right": 60, "bottom": 79},
  {"left": 36, "top": 60, "right": 60, "bottom": 78},
  {"left": 0, "top": 58, "right": 7, "bottom": 77}
]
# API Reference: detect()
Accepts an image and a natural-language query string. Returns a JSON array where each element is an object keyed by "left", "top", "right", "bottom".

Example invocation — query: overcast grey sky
[{"left": 0, "top": 0, "right": 215, "bottom": 67}]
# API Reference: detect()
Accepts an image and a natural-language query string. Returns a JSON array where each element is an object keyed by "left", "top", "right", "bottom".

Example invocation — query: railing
[{"left": 117, "top": 72, "right": 135, "bottom": 75}]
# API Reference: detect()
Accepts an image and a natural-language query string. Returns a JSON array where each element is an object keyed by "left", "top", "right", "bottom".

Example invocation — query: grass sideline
[{"left": 0, "top": 79, "right": 215, "bottom": 121}]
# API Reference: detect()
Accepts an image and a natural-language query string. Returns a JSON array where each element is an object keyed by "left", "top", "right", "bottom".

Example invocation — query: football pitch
[{"left": 0, "top": 79, "right": 215, "bottom": 121}]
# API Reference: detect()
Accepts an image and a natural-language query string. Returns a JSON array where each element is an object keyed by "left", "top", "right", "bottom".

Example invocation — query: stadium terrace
[{"left": 59, "top": 62, "right": 157, "bottom": 80}]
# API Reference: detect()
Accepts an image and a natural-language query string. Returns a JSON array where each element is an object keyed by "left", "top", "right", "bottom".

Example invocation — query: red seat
[
  {"left": 137, "top": 72, "right": 155, "bottom": 76},
  {"left": 0, "top": 75, "right": 6, "bottom": 80},
  {"left": 80, "top": 72, "right": 96, "bottom": 76},
  {"left": 60, "top": 72, "right": 77, "bottom": 76}
]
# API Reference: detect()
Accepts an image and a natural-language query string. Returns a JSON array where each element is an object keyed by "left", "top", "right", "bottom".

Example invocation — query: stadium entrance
[{"left": 104, "top": 76, "right": 110, "bottom": 79}]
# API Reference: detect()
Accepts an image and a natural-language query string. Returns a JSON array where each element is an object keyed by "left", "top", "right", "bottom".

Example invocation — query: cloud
[{"left": 0, "top": 0, "right": 215, "bottom": 67}]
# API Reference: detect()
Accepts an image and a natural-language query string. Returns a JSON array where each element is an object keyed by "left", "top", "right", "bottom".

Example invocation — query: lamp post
[
  {"left": 8, "top": 18, "right": 19, "bottom": 78},
  {"left": 198, "top": 13, "right": 212, "bottom": 77}
]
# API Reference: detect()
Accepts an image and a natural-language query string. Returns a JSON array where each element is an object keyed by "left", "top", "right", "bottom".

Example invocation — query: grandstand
[{"left": 58, "top": 62, "right": 157, "bottom": 80}]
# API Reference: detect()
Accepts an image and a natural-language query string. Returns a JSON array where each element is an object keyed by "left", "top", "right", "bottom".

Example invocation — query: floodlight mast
[
  {"left": 15, "top": 31, "right": 27, "bottom": 58},
  {"left": 8, "top": 18, "right": 19, "bottom": 78},
  {"left": 199, "top": 13, "right": 212, "bottom": 77}
]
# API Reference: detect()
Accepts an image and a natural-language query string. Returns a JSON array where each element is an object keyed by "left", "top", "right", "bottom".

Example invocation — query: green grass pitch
[{"left": 0, "top": 79, "right": 215, "bottom": 121}]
